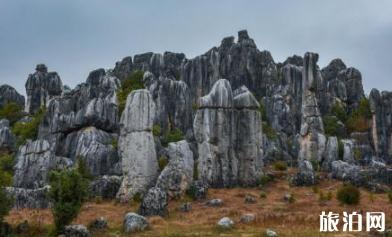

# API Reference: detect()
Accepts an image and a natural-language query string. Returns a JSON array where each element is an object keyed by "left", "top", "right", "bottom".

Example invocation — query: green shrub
[
  {"left": 330, "top": 103, "right": 347, "bottom": 123},
  {"left": 153, "top": 124, "right": 161, "bottom": 137},
  {"left": 132, "top": 192, "right": 143, "bottom": 203},
  {"left": 158, "top": 156, "right": 169, "bottom": 171},
  {"left": 192, "top": 103, "right": 198, "bottom": 111},
  {"left": 323, "top": 115, "right": 343, "bottom": 138},
  {"left": 193, "top": 162, "right": 199, "bottom": 180},
  {"left": 353, "top": 148, "right": 362, "bottom": 160},
  {"left": 338, "top": 140, "right": 344, "bottom": 160},
  {"left": 111, "top": 138, "right": 118, "bottom": 150},
  {"left": 0, "top": 154, "right": 14, "bottom": 186},
  {"left": 319, "top": 191, "right": 332, "bottom": 202},
  {"left": 259, "top": 101, "right": 268, "bottom": 121},
  {"left": 49, "top": 169, "right": 89, "bottom": 234},
  {"left": 0, "top": 187, "right": 12, "bottom": 223},
  {"left": 337, "top": 184, "right": 360, "bottom": 205},
  {"left": 388, "top": 191, "right": 392, "bottom": 204},
  {"left": 346, "top": 98, "right": 372, "bottom": 134},
  {"left": 161, "top": 128, "right": 184, "bottom": 147},
  {"left": 259, "top": 174, "right": 274, "bottom": 187},
  {"left": 0, "top": 102, "right": 24, "bottom": 125},
  {"left": 259, "top": 191, "right": 267, "bottom": 199},
  {"left": 312, "top": 186, "right": 319, "bottom": 194},
  {"left": 263, "top": 122, "right": 277, "bottom": 140},
  {"left": 76, "top": 158, "right": 93, "bottom": 181},
  {"left": 273, "top": 161, "right": 287, "bottom": 171},
  {"left": 12, "top": 107, "right": 45, "bottom": 146},
  {"left": 117, "top": 70, "right": 144, "bottom": 113}
]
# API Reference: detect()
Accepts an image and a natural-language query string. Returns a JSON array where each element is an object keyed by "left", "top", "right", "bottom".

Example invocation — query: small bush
[
  {"left": 192, "top": 103, "right": 198, "bottom": 111},
  {"left": 152, "top": 124, "right": 161, "bottom": 137},
  {"left": 346, "top": 98, "right": 372, "bottom": 134},
  {"left": 0, "top": 102, "right": 24, "bottom": 125},
  {"left": 111, "top": 138, "right": 118, "bottom": 150},
  {"left": 337, "top": 184, "right": 360, "bottom": 205},
  {"left": 353, "top": 148, "right": 362, "bottom": 160},
  {"left": 193, "top": 162, "right": 199, "bottom": 180},
  {"left": 12, "top": 107, "right": 45, "bottom": 146},
  {"left": 0, "top": 153, "right": 14, "bottom": 186},
  {"left": 76, "top": 158, "right": 93, "bottom": 181},
  {"left": 117, "top": 70, "right": 144, "bottom": 113},
  {"left": 388, "top": 191, "right": 392, "bottom": 204},
  {"left": 259, "top": 174, "right": 274, "bottom": 187},
  {"left": 323, "top": 115, "right": 344, "bottom": 138},
  {"left": 273, "top": 161, "right": 287, "bottom": 171},
  {"left": 132, "top": 193, "right": 142, "bottom": 203},
  {"left": 158, "top": 156, "right": 169, "bottom": 171},
  {"left": 263, "top": 122, "right": 278, "bottom": 140},
  {"left": 259, "top": 191, "right": 267, "bottom": 199},
  {"left": 161, "top": 128, "right": 184, "bottom": 147},
  {"left": 330, "top": 103, "right": 347, "bottom": 123},
  {"left": 312, "top": 186, "right": 319, "bottom": 194},
  {"left": 319, "top": 191, "right": 332, "bottom": 202},
  {"left": 0, "top": 187, "right": 12, "bottom": 223},
  {"left": 49, "top": 169, "right": 89, "bottom": 234},
  {"left": 259, "top": 100, "right": 268, "bottom": 121}
]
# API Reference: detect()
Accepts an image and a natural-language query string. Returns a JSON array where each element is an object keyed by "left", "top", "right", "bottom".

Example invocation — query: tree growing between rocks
[
  {"left": 48, "top": 169, "right": 89, "bottom": 235},
  {"left": 117, "top": 70, "right": 144, "bottom": 113}
]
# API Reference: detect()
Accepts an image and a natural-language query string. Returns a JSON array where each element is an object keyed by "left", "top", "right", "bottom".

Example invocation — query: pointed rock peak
[
  {"left": 328, "top": 58, "right": 346, "bottom": 69},
  {"left": 238, "top": 30, "right": 250, "bottom": 42},
  {"left": 283, "top": 55, "right": 303, "bottom": 67},
  {"left": 199, "top": 79, "right": 233, "bottom": 109},
  {"left": 233, "top": 86, "right": 260, "bottom": 109},
  {"left": 220, "top": 36, "right": 235, "bottom": 49},
  {"left": 35, "top": 64, "right": 48, "bottom": 73}
]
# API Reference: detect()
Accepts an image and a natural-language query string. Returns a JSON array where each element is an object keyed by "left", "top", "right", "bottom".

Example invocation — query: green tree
[
  {"left": 12, "top": 107, "right": 45, "bottom": 146},
  {"left": 346, "top": 98, "right": 372, "bottom": 134},
  {"left": 161, "top": 128, "right": 184, "bottom": 147},
  {"left": 0, "top": 102, "right": 24, "bottom": 125},
  {"left": 117, "top": 70, "right": 144, "bottom": 113},
  {"left": 49, "top": 169, "right": 89, "bottom": 234}
]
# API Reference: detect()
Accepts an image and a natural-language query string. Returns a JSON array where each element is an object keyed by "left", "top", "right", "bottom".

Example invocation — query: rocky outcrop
[
  {"left": 0, "top": 84, "right": 25, "bottom": 109},
  {"left": 25, "top": 64, "right": 63, "bottom": 114},
  {"left": 64, "top": 225, "right": 91, "bottom": 237},
  {"left": 123, "top": 213, "right": 149, "bottom": 233},
  {"left": 114, "top": 52, "right": 185, "bottom": 81},
  {"left": 194, "top": 79, "right": 263, "bottom": 187},
  {"left": 321, "top": 136, "right": 338, "bottom": 171},
  {"left": 0, "top": 119, "right": 16, "bottom": 152},
  {"left": 116, "top": 89, "right": 158, "bottom": 201},
  {"left": 59, "top": 127, "right": 119, "bottom": 176},
  {"left": 338, "top": 67, "right": 365, "bottom": 112},
  {"left": 6, "top": 186, "right": 51, "bottom": 209},
  {"left": 89, "top": 175, "right": 122, "bottom": 199},
  {"left": 144, "top": 72, "right": 193, "bottom": 134},
  {"left": 296, "top": 52, "right": 325, "bottom": 185},
  {"left": 156, "top": 140, "right": 194, "bottom": 198},
  {"left": 13, "top": 139, "right": 72, "bottom": 189},
  {"left": 138, "top": 187, "right": 168, "bottom": 217},
  {"left": 369, "top": 89, "right": 392, "bottom": 162}
]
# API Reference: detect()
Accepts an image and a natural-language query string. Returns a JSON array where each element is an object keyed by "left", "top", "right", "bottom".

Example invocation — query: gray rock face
[
  {"left": 64, "top": 225, "right": 90, "bottom": 237},
  {"left": 138, "top": 187, "right": 168, "bottom": 217},
  {"left": 331, "top": 160, "right": 363, "bottom": 185},
  {"left": 0, "top": 119, "right": 16, "bottom": 152},
  {"left": 194, "top": 79, "right": 263, "bottom": 187},
  {"left": 123, "top": 212, "right": 149, "bottom": 233},
  {"left": 296, "top": 52, "right": 325, "bottom": 185},
  {"left": 89, "top": 217, "right": 108, "bottom": 230},
  {"left": 321, "top": 136, "right": 338, "bottom": 171},
  {"left": 369, "top": 89, "right": 392, "bottom": 161},
  {"left": 156, "top": 140, "right": 194, "bottom": 198},
  {"left": 6, "top": 186, "right": 51, "bottom": 209},
  {"left": 59, "top": 127, "right": 119, "bottom": 176},
  {"left": 337, "top": 67, "right": 365, "bottom": 112},
  {"left": 114, "top": 52, "right": 185, "bottom": 81},
  {"left": 89, "top": 175, "right": 122, "bottom": 199},
  {"left": 117, "top": 89, "right": 158, "bottom": 201},
  {"left": 25, "top": 64, "right": 63, "bottom": 114},
  {"left": 182, "top": 30, "right": 277, "bottom": 102},
  {"left": 240, "top": 214, "right": 256, "bottom": 223},
  {"left": 144, "top": 72, "right": 192, "bottom": 134},
  {"left": 0, "top": 84, "right": 25, "bottom": 109},
  {"left": 188, "top": 180, "right": 208, "bottom": 200},
  {"left": 13, "top": 139, "right": 72, "bottom": 189}
]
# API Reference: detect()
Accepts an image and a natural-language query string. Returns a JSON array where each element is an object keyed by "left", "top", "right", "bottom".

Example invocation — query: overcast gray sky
[{"left": 0, "top": 0, "right": 391, "bottom": 95}]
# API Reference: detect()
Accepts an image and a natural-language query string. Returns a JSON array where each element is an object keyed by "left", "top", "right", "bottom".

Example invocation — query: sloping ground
[{"left": 6, "top": 169, "right": 392, "bottom": 237}]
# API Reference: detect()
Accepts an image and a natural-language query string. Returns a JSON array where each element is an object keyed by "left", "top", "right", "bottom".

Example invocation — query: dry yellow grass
[{"left": 5, "top": 168, "right": 392, "bottom": 237}]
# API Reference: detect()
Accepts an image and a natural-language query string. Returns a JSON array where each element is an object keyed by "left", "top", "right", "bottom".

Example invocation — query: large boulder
[
  {"left": 291, "top": 160, "right": 315, "bottom": 186},
  {"left": 0, "top": 84, "right": 25, "bottom": 109},
  {"left": 25, "top": 64, "right": 63, "bottom": 114},
  {"left": 321, "top": 136, "right": 338, "bottom": 171},
  {"left": 116, "top": 89, "right": 158, "bottom": 201},
  {"left": 0, "top": 119, "right": 16, "bottom": 152},
  {"left": 89, "top": 175, "right": 122, "bottom": 199},
  {"left": 64, "top": 225, "right": 90, "bottom": 237},
  {"left": 13, "top": 139, "right": 72, "bottom": 189},
  {"left": 123, "top": 212, "right": 149, "bottom": 233},
  {"left": 138, "top": 187, "right": 168, "bottom": 217},
  {"left": 156, "top": 140, "right": 194, "bottom": 198}
]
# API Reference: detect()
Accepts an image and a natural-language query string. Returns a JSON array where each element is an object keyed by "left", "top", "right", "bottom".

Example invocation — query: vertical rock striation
[{"left": 116, "top": 89, "right": 159, "bottom": 201}]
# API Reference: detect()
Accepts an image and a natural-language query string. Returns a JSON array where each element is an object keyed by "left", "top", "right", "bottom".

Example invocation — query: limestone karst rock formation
[
  {"left": 0, "top": 119, "right": 16, "bottom": 152},
  {"left": 194, "top": 79, "right": 263, "bottom": 187},
  {"left": 116, "top": 89, "right": 159, "bottom": 201},
  {"left": 0, "top": 84, "right": 25, "bottom": 109},
  {"left": 25, "top": 64, "right": 63, "bottom": 114}
]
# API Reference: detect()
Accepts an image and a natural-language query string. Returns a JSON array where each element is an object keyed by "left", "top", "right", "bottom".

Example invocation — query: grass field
[{"left": 5, "top": 168, "right": 392, "bottom": 237}]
